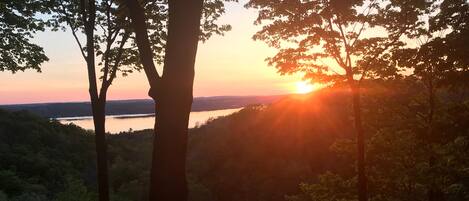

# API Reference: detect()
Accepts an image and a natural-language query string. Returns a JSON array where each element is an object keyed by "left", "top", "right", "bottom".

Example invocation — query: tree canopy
[
  {"left": 0, "top": 0, "right": 52, "bottom": 73},
  {"left": 245, "top": 0, "right": 429, "bottom": 84}
]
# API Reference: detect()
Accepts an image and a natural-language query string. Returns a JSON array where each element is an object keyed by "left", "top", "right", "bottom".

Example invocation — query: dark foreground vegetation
[{"left": 1, "top": 79, "right": 468, "bottom": 201}]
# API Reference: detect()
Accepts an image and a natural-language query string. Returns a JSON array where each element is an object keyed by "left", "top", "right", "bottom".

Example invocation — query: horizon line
[{"left": 0, "top": 93, "right": 290, "bottom": 106}]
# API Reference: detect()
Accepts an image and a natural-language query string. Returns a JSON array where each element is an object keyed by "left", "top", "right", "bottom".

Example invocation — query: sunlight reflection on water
[{"left": 57, "top": 108, "right": 242, "bottom": 134}]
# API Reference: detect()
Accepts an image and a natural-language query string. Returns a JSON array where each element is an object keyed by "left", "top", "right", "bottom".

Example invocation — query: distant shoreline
[
  {"left": 55, "top": 113, "right": 155, "bottom": 121},
  {"left": 2, "top": 95, "right": 285, "bottom": 118},
  {"left": 55, "top": 107, "right": 243, "bottom": 121}
]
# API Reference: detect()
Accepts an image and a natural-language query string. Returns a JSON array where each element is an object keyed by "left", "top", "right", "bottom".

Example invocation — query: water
[{"left": 57, "top": 108, "right": 242, "bottom": 133}]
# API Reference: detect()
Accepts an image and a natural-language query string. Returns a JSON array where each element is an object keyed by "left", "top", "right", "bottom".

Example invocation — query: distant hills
[{"left": 0, "top": 95, "right": 285, "bottom": 118}]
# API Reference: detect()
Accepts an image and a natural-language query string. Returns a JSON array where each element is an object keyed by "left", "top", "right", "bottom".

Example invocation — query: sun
[{"left": 295, "top": 81, "right": 315, "bottom": 94}]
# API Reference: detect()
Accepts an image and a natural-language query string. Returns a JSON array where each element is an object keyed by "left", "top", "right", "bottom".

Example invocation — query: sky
[{"left": 0, "top": 2, "right": 305, "bottom": 105}]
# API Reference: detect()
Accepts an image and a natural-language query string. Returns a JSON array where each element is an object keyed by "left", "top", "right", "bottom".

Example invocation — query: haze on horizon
[{"left": 0, "top": 2, "right": 306, "bottom": 105}]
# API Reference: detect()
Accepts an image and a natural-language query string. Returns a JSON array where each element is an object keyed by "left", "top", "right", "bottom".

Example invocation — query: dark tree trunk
[
  {"left": 82, "top": 0, "right": 110, "bottom": 200},
  {"left": 348, "top": 74, "right": 367, "bottom": 201},
  {"left": 91, "top": 98, "right": 110, "bottom": 201},
  {"left": 125, "top": 0, "right": 203, "bottom": 201},
  {"left": 353, "top": 87, "right": 367, "bottom": 201},
  {"left": 352, "top": 86, "right": 367, "bottom": 201},
  {"left": 149, "top": 89, "right": 193, "bottom": 201},
  {"left": 150, "top": 1, "right": 202, "bottom": 200},
  {"left": 426, "top": 74, "right": 445, "bottom": 201}
]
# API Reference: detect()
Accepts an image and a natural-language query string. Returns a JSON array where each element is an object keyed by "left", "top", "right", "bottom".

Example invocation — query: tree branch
[
  {"left": 124, "top": 0, "right": 161, "bottom": 96},
  {"left": 102, "top": 0, "right": 120, "bottom": 84},
  {"left": 326, "top": 17, "right": 347, "bottom": 70},
  {"left": 59, "top": 0, "right": 87, "bottom": 60},
  {"left": 102, "top": 30, "right": 130, "bottom": 92},
  {"left": 336, "top": 18, "right": 352, "bottom": 68},
  {"left": 358, "top": 40, "right": 398, "bottom": 84},
  {"left": 81, "top": 0, "right": 100, "bottom": 101},
  {"left": 350, "top": 0, "right": 376, "bottom": 48}
]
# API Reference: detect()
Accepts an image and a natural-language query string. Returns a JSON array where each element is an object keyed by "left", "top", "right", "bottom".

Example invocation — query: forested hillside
[
  {"left": 1, "top": 88, "right": 349, "bottom": 201},
  {"left": 188, "top": 89, "right": 353, "bottom": 201},
  {"left": 1, "top": 80, "right": 469, "bottom": 201},
  {"left": 0, "top": 110, "right": 96, "bottom": 201}
]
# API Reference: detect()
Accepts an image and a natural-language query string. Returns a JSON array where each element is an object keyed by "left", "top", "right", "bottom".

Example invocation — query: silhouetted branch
[{"left": 59, "top": 0, "right": 87, "bottom": 60}]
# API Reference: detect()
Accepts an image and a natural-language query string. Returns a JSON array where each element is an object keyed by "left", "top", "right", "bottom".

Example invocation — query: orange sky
[{"left": 0, "top": 2, "right": 304, "bottom": 105}]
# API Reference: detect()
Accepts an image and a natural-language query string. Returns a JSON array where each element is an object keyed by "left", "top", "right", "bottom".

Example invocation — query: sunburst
[{"left": 295, "top": 81, "right": 315, "bottom": 94}]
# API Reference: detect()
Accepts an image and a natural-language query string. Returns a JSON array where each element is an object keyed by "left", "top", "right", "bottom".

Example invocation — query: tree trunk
[
  {"left": 427, "top": 75, "right": 445, "bottom": 201},
  {"left": 86, "top": 29, "right": 110, "bottom": 201},
  {"left": 349, "top": 78, "right": 367, "bottom": 201},
  {"left": 83, "top": 0, "right": 109, "bottom": 200},
  {"left": 91, "top": 98, "right": 110, "bottom": 201},
  {"left": 426, "top": 70, "right": 434, "bottom": 201},
  {"left": 149, "top": 1, "right": 203, "bottom": 201},
  {"left": 124, "top": 0, "right": 203, "bottom": 201},
  {"left": 149, "top": 90, "right": 193, "bottom": 201}
]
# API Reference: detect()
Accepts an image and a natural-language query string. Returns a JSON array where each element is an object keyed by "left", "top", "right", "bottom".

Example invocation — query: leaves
[
  {"left": 285, "top": 79, "right": 469, "bottom": 201},
  {"left": 51, "top": 0, "right": 234, "bottom": 88},
  {"left": 0, "top": 0, "right": 52, "bottom": 73},
  {"left": 246, "top": 0, "right": 429, "bottom": 85}
]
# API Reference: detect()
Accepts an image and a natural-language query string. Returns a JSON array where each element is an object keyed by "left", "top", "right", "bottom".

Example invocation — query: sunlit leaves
[{"left": 246, "top": 0, "right": 429, "bottom": 85}]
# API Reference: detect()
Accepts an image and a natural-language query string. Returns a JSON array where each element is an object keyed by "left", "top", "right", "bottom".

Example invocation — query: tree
[
  {"left": 284, "top": 76, "right": 469, "bottom": 201},
  {"left": 74, "top": 0, "right": 231, "bottom": 200},
  {"left": 0, "top": 0, "right": 51, "bottom": 73},
  {"left": 52, "top": 0, "right": 231, "bottom": 200},
  {"left": 430, "top": 0, "right": 469, "bottom": 75},
  {"left": 121, "top": 1, "right": 203, "bottom": 201},
  {"left": 394, "top": 1, "right": 469, "bottom": 200},
  {"left": 396, "top": 0, "right": 469, "bottom": 139},
  {"left": 51, "top": 1, "right": 132, "bottom": 200},
  {"left": 395, "top": 35, "right": 459, "bottom": 201},
  {"left": 54, "top": 177, "right": 96, "bottom": 201},
  {"left": 245, "top": 1, "right": 428, "bottom": 201}
]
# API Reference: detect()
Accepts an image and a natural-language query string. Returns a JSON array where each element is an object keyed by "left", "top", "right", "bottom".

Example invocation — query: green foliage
[
  {"left": 54, "top": 177, "right": 96, "bottom": 201},
  {"left": 2, "top": 82, "right": 469, "bottom": 201},
  {"left": 105, "top": 131, "right": 219, "bottom": 201},
  {"left": 0, "top": 109, "right": 95, "bottom": 200},
  {"left": 245, "top": 2, "right": 469, "bottom": 201},
  {"left": 0, "top": 91, "right": 353, "bottom": 201},
  {"left": 1, "top": 108, "right": 248, "bottom": 200},
  {"left": 286, "top": 172, "right": 356, "bottom": 201},
  {"left": 2, "top": 2, "right": 468, "bottom": 201},
  {"left": 0, "top": 0, "right": 51, "bottom": 73},
  {"left": 8, "top": 192, "right": 48, "bottom": 201},
  {"left": 188, "top": 93, "right": 353, "bottom": 201},
  {"left": 0, "top": 191, "right": 6, "bottom": 201},
  {"left": 187, "top": 176, "right": 216, "bottom": 201},
  {"left": 287, "top": 80, "right": 469, "bottom": 201}
]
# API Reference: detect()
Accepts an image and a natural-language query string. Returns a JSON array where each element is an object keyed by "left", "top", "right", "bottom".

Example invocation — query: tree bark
[
  {"left": 348, "top": 75, "right": 367, "bottom": 201},
  {"left": 150, "top": 1, "right": 203, "bottom": 200},
  {"left": 125, "top": 1, "right": 203, "bottom": 201},
  {"left": 353, "top": 86, "right": 367, "bottom": 201},
  {"left": 91, "top": 98, "right": 110, "bottom": 201},
  {"left": 82, "top": 0, "right": 110, "bottom": 200}
]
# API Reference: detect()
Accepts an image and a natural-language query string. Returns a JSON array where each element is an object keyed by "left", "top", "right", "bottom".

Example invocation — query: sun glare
[{"left": 295, "top": 81, "right": 315, "bottom": 94}]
